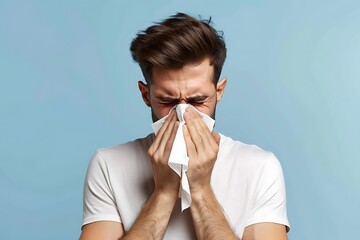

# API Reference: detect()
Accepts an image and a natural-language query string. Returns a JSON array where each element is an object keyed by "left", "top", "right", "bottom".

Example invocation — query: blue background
[{"left": 1, "top": 0, "right": 359, "bottom": 239}]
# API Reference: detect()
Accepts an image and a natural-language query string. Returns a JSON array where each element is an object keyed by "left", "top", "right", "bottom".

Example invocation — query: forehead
[{"left": 151, "top": 58, "right": 214, "bottom": 86}]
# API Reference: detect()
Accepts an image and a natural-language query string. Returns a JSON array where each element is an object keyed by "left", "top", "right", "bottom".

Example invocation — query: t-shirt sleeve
[
  {"left": 82, "top": 151, "right": 122, "bottom": 228},
  {"left": 245, "top": 153, "right": 290, "bottom": 231}
]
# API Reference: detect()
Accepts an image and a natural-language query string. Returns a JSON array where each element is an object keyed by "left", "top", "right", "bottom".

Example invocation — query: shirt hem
[
  {"left": 245, "top": 217, "right": 290, "bottom": 232},
  {"left": 82, "top": 215, "right": 122, "bottom": 229}
]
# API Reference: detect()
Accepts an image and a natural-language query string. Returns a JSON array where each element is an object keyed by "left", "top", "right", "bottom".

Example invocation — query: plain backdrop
[{"left": 1, "top": 0, "right": 359, "bottom": 239}]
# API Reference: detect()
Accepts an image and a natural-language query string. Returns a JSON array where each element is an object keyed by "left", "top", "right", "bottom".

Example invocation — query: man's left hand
[{"left": 183, "top": 108, "right": 220, "bottom": 194}]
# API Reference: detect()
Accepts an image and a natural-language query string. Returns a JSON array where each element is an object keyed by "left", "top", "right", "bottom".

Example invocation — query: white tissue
[{"left": 152, "top": 104, "right": 215, "bottom": 211}]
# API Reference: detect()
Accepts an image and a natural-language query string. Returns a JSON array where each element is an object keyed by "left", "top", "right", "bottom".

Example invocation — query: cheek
[
  {"left": 193, "top": 104, "right": 214, "bottom": 117},
  {"left": 155, "top": 106, "right": 175, "bottom": 119},
  {"left": 149, "top": 99, "right": 174, "bottom": 118}
]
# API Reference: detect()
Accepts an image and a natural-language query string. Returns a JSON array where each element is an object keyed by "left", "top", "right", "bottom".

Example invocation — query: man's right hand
[
  {"left": 117, "top": 110, "right": 181, "bottom": 239},
  {"left": 81, "top": 111, "right": 181, "bottom": 240},
  {"left": 147, "top": 110, "right": 180, "bottom": 198}
]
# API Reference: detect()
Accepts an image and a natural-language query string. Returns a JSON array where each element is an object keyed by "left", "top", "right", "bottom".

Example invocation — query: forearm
[
  {"left": 190, "top": 186, "right": 238, "bottom": 240},
  {"left": 121, "top": 191, "right": 177, "bottom": 240}
]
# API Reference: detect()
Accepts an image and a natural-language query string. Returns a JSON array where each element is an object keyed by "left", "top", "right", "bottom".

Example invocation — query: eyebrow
[{"left": 187, "top": 95, "right": 209, "bottom": 102}]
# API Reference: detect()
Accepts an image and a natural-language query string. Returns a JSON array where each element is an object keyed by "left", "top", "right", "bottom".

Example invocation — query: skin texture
[{"left": 80, "top": 58, "right": 288, "bottom": 240}]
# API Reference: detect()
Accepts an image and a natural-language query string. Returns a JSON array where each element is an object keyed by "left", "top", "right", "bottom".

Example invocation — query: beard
[
  {"left": 151, "top": 108, "right": 159, "bottom": 123},
  {"left": 151, "top": 104, "right": 217, "bottom": 123}
]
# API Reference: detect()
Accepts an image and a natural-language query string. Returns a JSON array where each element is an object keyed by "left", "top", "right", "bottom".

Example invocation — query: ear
[
  {"left": 216, "top": 77, "right": 227, "bottom": 102},
  {"left": 138, "top": 81, "right": 151, "bottom": 107}
]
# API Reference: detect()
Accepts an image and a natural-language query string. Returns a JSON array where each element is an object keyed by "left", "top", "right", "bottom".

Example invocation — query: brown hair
[{"left": 130, "top": 13, "right": 227, "bottom": 84}]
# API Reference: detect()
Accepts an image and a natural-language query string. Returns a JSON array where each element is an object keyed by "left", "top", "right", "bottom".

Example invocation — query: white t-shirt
[{"left": 82, "top": 133, "right": 290, "bottom": 239}]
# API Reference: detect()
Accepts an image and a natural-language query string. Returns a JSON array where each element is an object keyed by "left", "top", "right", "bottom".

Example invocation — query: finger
[
  {"left": 185, "top": 109, "right": 218, "bottom": 149},
  {"left": 150, "top": 111, "right": 176, "bottom": 157},
  {"left": 195, "top": 114, "right": 220, "bottom": 150},
  {"left": 184, "top": 111, "right": 211, "bottom": 151},
  {"left": 163, "top": 121, "right": 179, "bottom": 159},
  {"left": 156, "top": 112, "right": 177, "bottom": 153},
  {"left": 183, "top": 124, "right": 197, "bottom": 158},
  {"left": 211, "top": 131, "right": 221, "bottom": 146},
  {"left": 190, "top": 111, "right": 213, "bottom": 148},
  {"left": 183, "top": 111, "right": 205, "bottom": 151},
  {"left": 152, "top": 110, "right": 176, "bottom": 148}
]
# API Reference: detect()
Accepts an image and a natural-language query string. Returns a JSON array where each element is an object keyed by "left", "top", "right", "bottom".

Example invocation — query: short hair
[{"left": 130, "top": 12, "right": 227, "bottom": 84}]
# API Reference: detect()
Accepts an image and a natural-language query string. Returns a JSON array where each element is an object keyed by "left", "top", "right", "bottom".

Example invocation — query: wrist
[
  {"left": 152, "top": 188, "right": 178, "bottom": 204},
  {"left": 190, "top": 185, "right": 214, "bottom": 203}
]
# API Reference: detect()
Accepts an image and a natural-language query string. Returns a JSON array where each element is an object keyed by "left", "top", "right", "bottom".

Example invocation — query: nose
[{"left": 179, "top": 99, "right": 187, "bottom": 104}]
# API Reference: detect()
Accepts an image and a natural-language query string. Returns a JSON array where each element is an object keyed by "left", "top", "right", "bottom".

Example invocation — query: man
[{"left": 80, "top": 13, "right": 290, "bottom": 240}]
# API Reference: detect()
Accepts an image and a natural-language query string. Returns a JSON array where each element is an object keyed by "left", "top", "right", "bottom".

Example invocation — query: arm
[
  {"left": 183, "top": 109, "right": 238, "bottom": 240},
  {"left": 80, "top": 111, "right": 180, "bottom": 240},
  {"left": 80, "top": 222, "right": 124, "bottom": 240},
  {"left": 80, "top": 190, "right": 178, "bottom": 240},
  {"left": 121, "top": 110, "right": 180, "bottom": 239},
  {"left": 121, "top": 190, "right": 177, "bottom": 239},
  {"left": 243, "top": 223, "right": 288, "bottom": 240},
  {"left": 190, "top": 186, "right": 238, "bottom": 240},
  {"left": 183, "top": 110, "right": 288, "bottom": 240},
  {"left": 188, "top": 170, "right": 288, "bottom": 240},
  {"left": 106, "top": 212, "right": 287, "bottom": 240}
]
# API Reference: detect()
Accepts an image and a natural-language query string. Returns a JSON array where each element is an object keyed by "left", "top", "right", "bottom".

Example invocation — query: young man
[{"left": 80, "top": 13, "right": 290, "bottom": 240}]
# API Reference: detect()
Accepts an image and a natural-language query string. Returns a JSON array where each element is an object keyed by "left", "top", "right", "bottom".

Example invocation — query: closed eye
[
  {"left": 159, "top": 101, "right": 178, "bottom": 106},
  {"left": 189, "top": 101, "right": 205, "bottom": 105}
]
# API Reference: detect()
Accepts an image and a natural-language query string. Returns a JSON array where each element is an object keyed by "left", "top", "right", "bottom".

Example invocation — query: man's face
[{"left": 138, "top": 58, "right": 227, "bottom": 122}]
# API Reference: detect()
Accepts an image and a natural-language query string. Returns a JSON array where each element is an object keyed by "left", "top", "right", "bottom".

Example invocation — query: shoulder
[
  {"left": 216, "top": 133, "right": 283, "bottom": 179},
  {"left": 86, "top": 134, "right": 154, "bottom": 177},
  {"left": 218, "top": 133, "right": 278, "bottom": 164},
  {"left": 214, "top": 134, "right": 289, "bottom": 232},
  {"left": 94, "top": 134, "right": 154, "bottom": 163}
]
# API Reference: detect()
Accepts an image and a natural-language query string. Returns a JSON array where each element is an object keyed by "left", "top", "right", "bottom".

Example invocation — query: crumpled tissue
[{"left": 152, "top": 104, "right": 215, "bottom": 211}]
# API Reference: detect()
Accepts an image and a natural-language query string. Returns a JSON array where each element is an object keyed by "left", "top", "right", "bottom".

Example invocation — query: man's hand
[
  {"left": 80, "top": 111, "right": 181, "bottom": 240},
  {"left": 121, "top": 110, "right": 181, "bottom": 240},
  {"left": 183, "top": 108, "right": 220, "bottom": 194},
  {"left": 183, "top": 108, "right": 238, "bottom": 240},
  {"left": 147, "top": 110, "right": 180, "bottom": 197}
]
